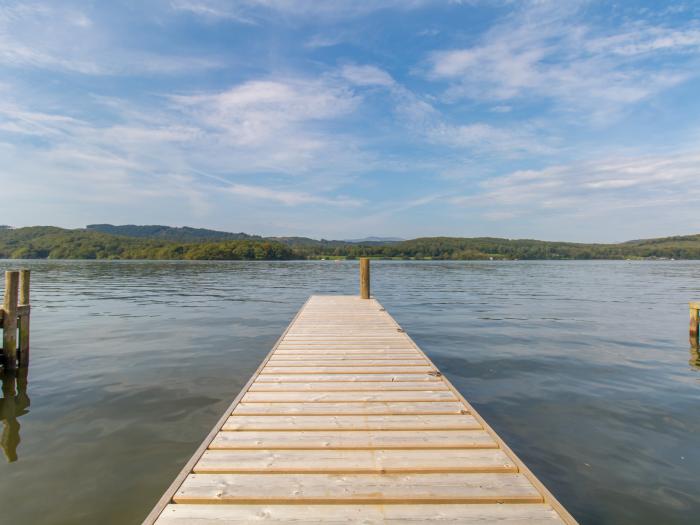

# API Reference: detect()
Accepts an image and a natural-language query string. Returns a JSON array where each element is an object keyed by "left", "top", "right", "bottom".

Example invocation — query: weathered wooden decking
[{"left": 146, "top": 295, "right": 577, "bottom": 524}]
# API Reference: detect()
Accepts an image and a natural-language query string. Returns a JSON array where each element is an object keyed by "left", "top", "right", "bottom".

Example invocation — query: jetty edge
[{"left": 144, "top": 260, "right": 577, "bottom": 524}]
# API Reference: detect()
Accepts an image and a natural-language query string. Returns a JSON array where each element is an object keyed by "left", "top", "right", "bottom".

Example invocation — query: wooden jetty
[
  {"left": 145, "top": 260, "right": 576, "bottom": 524},
  {"left": 0, "top": 270, "right": 31, "bottom": 370}
]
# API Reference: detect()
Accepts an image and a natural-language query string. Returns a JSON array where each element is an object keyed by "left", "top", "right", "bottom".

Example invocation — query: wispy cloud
[
  {"left": 428, "top": 122, "right": 554, "bottom": 156},
  {"left": 0, "top": 2, "right": 222, "bottom": 75},
  {"left": 427, "top": 2, "right": 698, "bottom": 121},
  {"left": 225, "top": 183, "right": 362, "bottom": 207},
  {"left": 340, "top": 65, "right": 395, "bottom": 87},
  {"left": 171, "top": 79, "right": 358, "bottom": 146},
  {"left": 453, "top": 149, "right": 700, "bottom": 222},
  {"left": 169, "top": 0, "right": 257, "bottom": 24},
  {"left": 170, "top": 0, "right": 437, "bottom": 22},
  {"left": 0, "top": 74, "right": 370, "bottom": 220},
  {"left": 347, "top": 65, "right": 555, "bottom": 157}
]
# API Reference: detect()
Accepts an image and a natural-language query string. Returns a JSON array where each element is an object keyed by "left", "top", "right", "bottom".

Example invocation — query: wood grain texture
[
  {"left": 146, "top": 295, "right": 577, "bottom": 525},
  {"left": 232, "top": 402, "right": 466, "bottom": 415},
  {"left": 266, "top": 359, "right": 429, "bottom": 367},
  {"left": 223, "top": 414, "right": 480, "bottom": 431},
  {"left": 269, "top": 353, "right": 422, "bottom": 359},
  {"left": 156, "top": 503, "right": 566, "bottom": 524},
  {"left": 262, "top": 366, "right": 434, "bottom": 374},
  {"left": 256, "top": 374, "right": 440, "bottom": 383},
  {"left": 195, "top": 448, "right": 516, "bottom": 473},
  {"left": 2, "top": 270, "right": 19, "bottom": 369},
  {"left": 247, "top": 381, "right": 449, "bottom": 392},
  {"left": 174, "top": 472, "right": 542, "bottom": 504},
  {"left": 210, "top": 430, "right": 496, "bottom": 449},
  {"left": 241, "top": 391, "right": 456, "bottom": 403},
  {"left": 360, "top": 257, "right": 370, "bottom": 299}
]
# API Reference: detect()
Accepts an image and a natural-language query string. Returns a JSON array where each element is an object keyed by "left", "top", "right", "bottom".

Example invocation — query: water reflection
[
  {"left": 690, "top": 346, "right": 700, "bottom": 370},
  {"left": 0, "top": 369, "right": 30, "bottom": 462}
]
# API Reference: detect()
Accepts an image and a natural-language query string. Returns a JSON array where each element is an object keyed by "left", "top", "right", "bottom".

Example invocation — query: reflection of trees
[{"left": 1, "top": 369, "right": 30, "bottom": 462}]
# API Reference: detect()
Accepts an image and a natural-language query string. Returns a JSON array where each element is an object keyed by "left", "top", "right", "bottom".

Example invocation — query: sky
[{"left": 1, "top": 0, "right": 700, "bottom": 242}]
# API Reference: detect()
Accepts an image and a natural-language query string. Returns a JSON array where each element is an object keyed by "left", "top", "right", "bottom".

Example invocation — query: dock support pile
[{"left": 0, "top": 270, "right": 31, "bottom": 371}]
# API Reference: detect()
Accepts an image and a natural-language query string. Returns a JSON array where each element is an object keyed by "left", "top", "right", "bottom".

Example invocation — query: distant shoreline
[{"left": 1, "top": 225, "right": 699, "bottom": 261}]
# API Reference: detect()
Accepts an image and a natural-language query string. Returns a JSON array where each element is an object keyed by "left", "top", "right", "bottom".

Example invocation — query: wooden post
[
  {"left": 18, "top": 270, "right": 30, "bottom": 367},
  {"left": 691, "top": 302, "right": 699, "bottom": 348},
  {"left": 360, "top": 258, "right": 370, "bottom": 299},
  {"left": 2, "top": 271, "right": 19, "bottom": 370}
]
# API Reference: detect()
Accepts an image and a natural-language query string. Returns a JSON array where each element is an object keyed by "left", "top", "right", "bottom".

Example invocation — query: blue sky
[{"left": 1, "top": 0, "right": 700, "bottom": 241}]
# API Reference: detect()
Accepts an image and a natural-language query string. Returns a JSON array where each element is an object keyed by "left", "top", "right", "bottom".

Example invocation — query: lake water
[{"left": 0, "top": 260, "right": 698, "bottom": 524}]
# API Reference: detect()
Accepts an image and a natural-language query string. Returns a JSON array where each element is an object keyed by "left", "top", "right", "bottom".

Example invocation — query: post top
[{"left": 691, "top": 301, "right": 700, "bottom": 309}]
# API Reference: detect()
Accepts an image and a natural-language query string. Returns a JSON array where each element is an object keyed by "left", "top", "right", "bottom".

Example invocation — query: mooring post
[
  {"left": 2, "top": 271, "right": 19, "bottom": 370},
  {"left": 18, "top": 270, "right": 30, "bottom": 367},
  {"left": 691, "top": 302, "right": 700, "bottom": 348},
  {"left": 360, "top": 257, "right": 370, "bottom": 299}
]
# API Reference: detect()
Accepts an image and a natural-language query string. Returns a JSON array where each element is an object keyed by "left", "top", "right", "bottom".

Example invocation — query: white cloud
[
  {"left": 0, "top": 76, "right": 371, "bottom": 218},
  {"left": 0, "top": 2, "right": 222, "bottom": 75},
  {"left": 452, "top": 149, "right": 700, "bottom": 221},
  {"left": 427, "top": 3, "right": 698, "bottom": 120},
  {"left": 304, "top": 34, "right": 346, "bottom": 49},
  {"left": 169, "top": 0, "right": 257, "bottom": 24},
  {"left": 171, "top": 78, "right": 359, "bottom": 147},
  {"left": 340, "top": 65, "right": 395, "bottom": 87},
  {"left": 225, "top": 182, "right": 362, "bottom": 207},
  {"left": 585, "top": 25, "right": 700, "bottom": 56},
  {"left": 429, "top": 122, "right": 554, "bottom": 156},
  {"left": 171, "top": 0, "right": 436, "bottom": 21},
  {"left": 330, "top": 63, "right": 557, "bottom": 159}
]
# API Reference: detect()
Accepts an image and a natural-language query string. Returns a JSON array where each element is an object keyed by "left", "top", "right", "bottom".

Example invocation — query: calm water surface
[{"left": 0, "top": 260, "right": 698, "bottom": 524}]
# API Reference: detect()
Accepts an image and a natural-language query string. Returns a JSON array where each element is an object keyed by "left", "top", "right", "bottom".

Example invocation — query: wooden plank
[
  {"left": 223, "top": 414, "right": 481, "bottom": 431},
  {"left": 210, "top": 430, "right": 497, "bottom": 449},
  {"left": 156, "top": 503, "right": 566, "bottom": 524},
  {"left": 195, "top": 448, "right": 515, "bottom": 473},
  {"left": 279, "top": 340, "right": 408, "bottom": 343},
  {"left": 273, "top": 352, "right": 420, "bottom": 357},
  {"left": 276, "top": 345, "right": 413, "bottom": 349},
  {"left": 256, "top": 374, "right": 440, "bottom": 383},
  {"left": 247, "top": 381, "right": 449, "bottom": 392},
  {"left": 277, "top": 342, "right": 413, "bottom": 345},
  {"left": 241, "top": 391, "right": 456, "bottom": 403},
  {"left": 174, "top": 473, "right": 543, "bottom": 504},
  {"left": 269, "top": 353, "right": 422, "bottom": 359},
  {"left": 262, "top": 366, "right": 433, "bottom": 374},
  {"left": 279, "top": 337, "right": 408, "bottom": 340},
  {"left": 283, "top": 335, "right": 403, "bottom": 337},
  {"left": 266, "top": 360, "right": 429, "bottom": 367},
  {"left": 146, "top": 294, "right": 577, "bottom": 525},
  {"left": 232, "top": 402, "right": 466, "bottom": 415}
]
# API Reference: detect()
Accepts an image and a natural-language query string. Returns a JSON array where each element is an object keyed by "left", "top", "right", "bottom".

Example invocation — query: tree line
[{"left": 2, "top": 226, "right": 700, "bottom": 260}]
